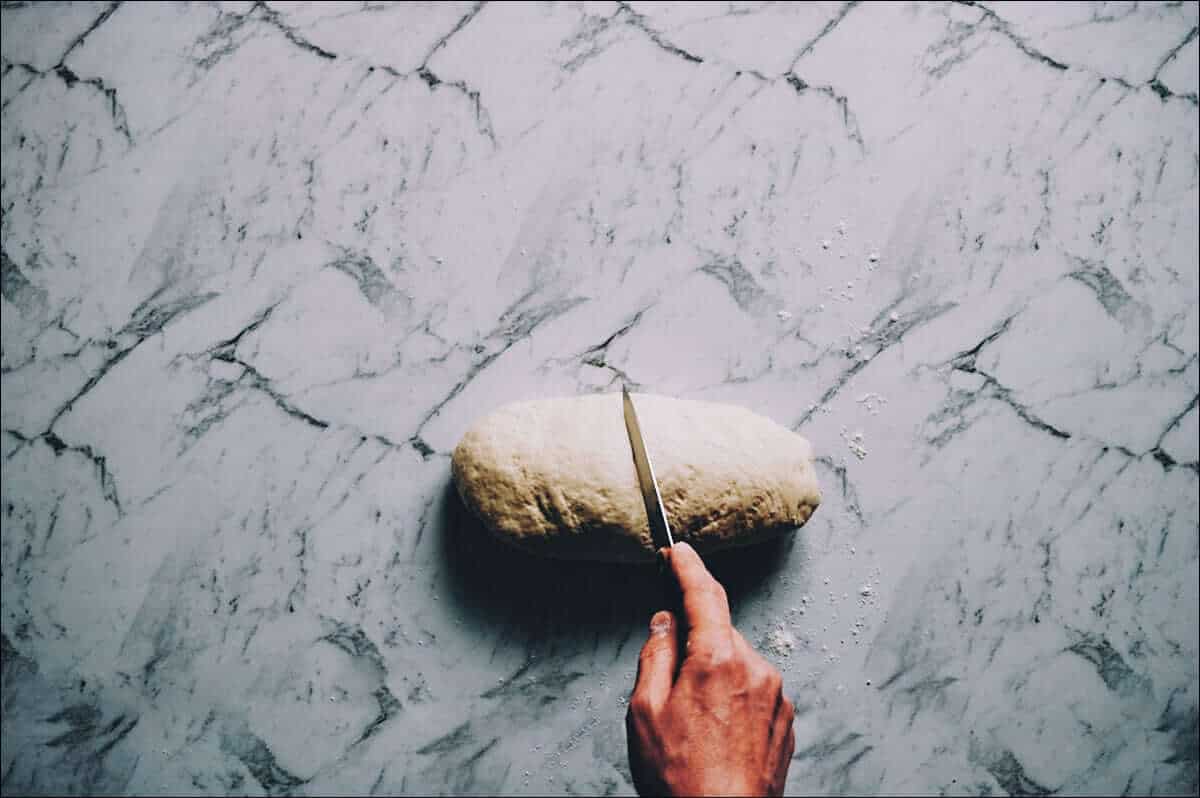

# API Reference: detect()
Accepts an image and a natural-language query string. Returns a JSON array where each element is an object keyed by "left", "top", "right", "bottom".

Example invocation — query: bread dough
[{"left": 451, "top": 393, "right": 821, "bottom": 562}]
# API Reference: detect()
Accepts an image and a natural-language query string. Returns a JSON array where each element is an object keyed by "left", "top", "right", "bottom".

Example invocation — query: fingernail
[{"left": 650, "top": 611, "right": 672, "bottom": 635}]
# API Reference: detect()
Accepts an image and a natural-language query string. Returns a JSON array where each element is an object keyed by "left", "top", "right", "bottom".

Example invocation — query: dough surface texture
[{"left": 451, "top": 393, "right": 821, "bottom": 562}]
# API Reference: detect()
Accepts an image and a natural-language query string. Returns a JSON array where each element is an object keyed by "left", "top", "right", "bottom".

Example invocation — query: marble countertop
[{"left": 2, "top": 2, "right": 1197, "bottom": 795}]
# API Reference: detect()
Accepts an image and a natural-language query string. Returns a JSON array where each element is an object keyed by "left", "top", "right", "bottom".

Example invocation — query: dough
[{"left": 451, "top": 393, "right": 821, "bottom": 562}]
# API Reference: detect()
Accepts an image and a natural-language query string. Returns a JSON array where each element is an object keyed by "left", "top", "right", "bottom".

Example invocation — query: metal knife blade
[{"left": 622, "top": 386, "right": 675, "bottom": 549}]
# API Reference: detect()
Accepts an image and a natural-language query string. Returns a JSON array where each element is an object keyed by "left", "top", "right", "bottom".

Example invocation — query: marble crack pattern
[
  {"left": 207, "top": 302, "right": 281, "bottom": 360},
  {"left": 197, "top": 1, "right": 497, "bottom": 147},
  {"left": 597, "top": 2, "right": 887, "bottom": 153},
  {"left": 0, "top": 1, "right": 129, "bottom": 134},
  {"left": 328, "top": 250, "right": 407, "bottom": 311},
  {"left": 253, "top": 1, "right": 337, "bottom": 60},
  {"left": 0, "top": 59, "right": 38, "bottom": 112},
  {"left": 60, "top": 2, "right": 124, "bottom": 63},
  {"left": 409, "top": 295, "right": 588, "bottom": 443},
  {"left": 217, "top": 353, "right": 412, "bottom": 454},
  {"left": 47, "top": 707, "right": 140, "bottom": 760},
  {"left": 400, "top": 2, "right": 496, "bottom": 145},
  {"left": 953, "top": 0, "right": 1199, "bottom": 106},
  {"left": 557, "top": 6, "right": 625, "bottom": 76},
  {"left": 0, "top": 246, "right": 48, "bottom": 315},
  {"left": 230, "top": 357, "right": 330, "bottom": 431},
  {"left": 700, "top": 256, "right": 774, "bottom": 314},
  {"left": 44, "top": 291, "right": 220, "bottom": 433},
  {"left": 943, "top": 316, "right": 1074, "bottom": 442},
  {"left": 1156, "top": 693, "right": 1199, "bottom": 779},
  {"left": 936, "top": 316, "right": 1200, "bottom": 474},
  {"left": 3, "top": 430, "right": 123, "bottom": 514},
  {"left": 1150, "top": 392, "right": 1200, "bottom": 475},
  {"left": 952, "top": 0, "right": 1070, "bottom": 71},
  {"left": 788, "top": 1, "right": 860, "bottom": 68},
  {"left": 975, "top": 747, "right": 1054, "bottom": 797},
  {"left": 421, "top": 1, "right": 486, "bottom": 65},
  {"left": 177, "top": 302, "right": 414, "bottom": 456},
  {"left": 796, "top": 300, "right": 958, "bottom": 429},
  {"left": 3, "top": 62, "right": 133, "bottom": 144},
  {"left": 414, "top": 67, "right": 496, "bottom": 145},
  {"left": 479, "top": 661, "right": 586, "bottom": 702},
  {"left": 1067, "top": 259, "right": 1137, "bottom": 320},
  {"left": 219, "top": 721, "right": 306, "bottom": 796},
  {"left": 1149, "top": 25, "right": 1199, "bottom": 103},
  {"left": 793, "top": 730, "right": 866, "bottom": 763},
  {"left": 1065, "top": 630, "right": 1145, "bottom": 694},
  {"left": 0, "top": 290, "right": 222, "bottom": 513},
  {"left": 814, "top": 455, "right": 865, "bottom": 525},
  {"left": 785, "top": 74, "right": 865, "bottom": 150},
  {"left": 416, "top": 720, "right": 474, "bottom": 755},
  {"left": 578, "top": 307, "right": 649, "bottom": 388},
  {"left": 615, "top": 2, "right": 704, "bottom": 64},
  {"left": 320, "top": 619, "right": 403, "bottom": 745}
]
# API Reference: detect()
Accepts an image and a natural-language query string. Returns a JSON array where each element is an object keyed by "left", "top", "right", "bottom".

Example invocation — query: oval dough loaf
[{"left": 451, "top": 393, "right": 820, "bottom": 562}]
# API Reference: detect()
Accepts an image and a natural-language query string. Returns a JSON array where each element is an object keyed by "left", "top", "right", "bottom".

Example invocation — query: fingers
[
  {"left": 784, "top": 713, "right": 796, "bottom": 759},
  {"left": 775, "top": 693, "right": 795, "bottom": 744},
  {"left": 663, "top": 543, "right": 732, "bottom": 652},
  {"left": 772, "top": 720, "right": 796, "bottom": 797},
  {"left": 630, "top": 610, "right": 680, "bottom": 717},
  {"left": 779, "top": 709, "right": 796, "bottom": 788},
  {"left": 772, "top": 685, "right": 796, "bottom": 794},
  {"left": 733, "top": 631, "right": 792, "bottom": 747}
]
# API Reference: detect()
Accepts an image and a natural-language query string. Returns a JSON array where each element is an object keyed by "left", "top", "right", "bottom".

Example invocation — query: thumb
[{"left": 631, "top": 610, "right": 679, "bottom": 716}]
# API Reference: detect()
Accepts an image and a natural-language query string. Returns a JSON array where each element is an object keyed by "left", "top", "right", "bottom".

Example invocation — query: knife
[{"left": 622, "top": 386, "right": 675, "bottom": 551}]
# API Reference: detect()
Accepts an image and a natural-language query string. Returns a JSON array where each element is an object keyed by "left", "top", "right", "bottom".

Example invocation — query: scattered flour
[
  {"left": 840, "top": 425, "right": 868, "bottom": 459},
  {"left": 856, "top": 392, "right": 889, "bottom": 414},
  {"left": 765, "top": 626, "right": 796, "bottom": 657}
]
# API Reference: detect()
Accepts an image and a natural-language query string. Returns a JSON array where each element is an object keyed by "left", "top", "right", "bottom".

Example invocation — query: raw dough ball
[{"left": 451, "top": 393, "right": 821, "bottom": 562}]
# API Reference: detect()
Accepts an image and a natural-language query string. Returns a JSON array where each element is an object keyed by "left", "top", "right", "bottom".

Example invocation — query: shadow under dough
[{"left": 434, "top": 482, "right": 803, "bottom": 637}]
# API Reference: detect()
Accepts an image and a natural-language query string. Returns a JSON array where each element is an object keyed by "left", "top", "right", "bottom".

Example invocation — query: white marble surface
[{"left": 2, "top": 1, "right": 1198, "bottom": 795}]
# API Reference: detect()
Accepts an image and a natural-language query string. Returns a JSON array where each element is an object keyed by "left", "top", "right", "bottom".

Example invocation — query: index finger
[{"left": 663, "top": 542, "right": 732, "bottom": 646}]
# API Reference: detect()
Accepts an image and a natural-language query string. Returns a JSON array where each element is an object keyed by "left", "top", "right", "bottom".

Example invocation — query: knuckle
[
  {"left": 688, "top": 640, "right": 732, "bottom": 671},
  {"left": 746, "top": 656, "right": 781, "bottom": 691},
  {"left": 626, "top": 705, "right": 647, "bottom": 742},
  {"left": 628, "top": 693, "right": 655, "bottom": 719}
]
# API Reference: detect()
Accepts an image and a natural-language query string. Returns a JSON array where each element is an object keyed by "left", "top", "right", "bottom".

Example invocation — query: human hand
[{"left": 626, "top": 542, "right": 795, "bottom": 797}]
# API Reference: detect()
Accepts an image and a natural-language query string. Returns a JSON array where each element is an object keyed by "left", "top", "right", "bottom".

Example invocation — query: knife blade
[{"left": 622, "top": 386, "right": 675, "bottom": 550}]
